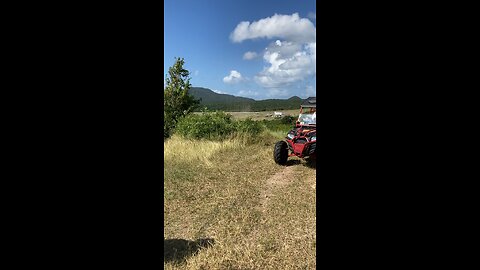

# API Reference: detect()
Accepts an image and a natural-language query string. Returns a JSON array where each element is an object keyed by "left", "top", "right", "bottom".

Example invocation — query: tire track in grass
[{"left": 258, "top": 164, "right": 296, "bottom": 212}]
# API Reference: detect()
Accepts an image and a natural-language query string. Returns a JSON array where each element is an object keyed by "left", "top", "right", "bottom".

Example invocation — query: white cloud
[
  {"left": 223, "top": 70, "right": 244, "bottom": 84},
  {"left": 230, "top": 13, "right": 316, "bottom": 97},
  {"left": 254, "top": 40, "right": 316, "bottom": 88},
  {"left": 243, "top": 51, "right": 258, "bottom": 60},
  {"left": 230, "top": 13, "right": 316, "bottom": 43},
  {"left": 308, "top": 12, "right": 316, "bottom": 21},
  {"left": 230, "top": 13, "right": 316, "bottom": 90}
]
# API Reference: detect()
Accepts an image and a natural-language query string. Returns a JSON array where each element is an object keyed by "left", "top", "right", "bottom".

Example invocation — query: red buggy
[{"left": 273, "top": 97, "right": 316, "bottom": 165}]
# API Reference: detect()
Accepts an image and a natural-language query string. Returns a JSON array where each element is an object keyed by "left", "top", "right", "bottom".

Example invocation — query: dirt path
[{"left": 258, "top": 165, "right": 296, "bottom": 212}]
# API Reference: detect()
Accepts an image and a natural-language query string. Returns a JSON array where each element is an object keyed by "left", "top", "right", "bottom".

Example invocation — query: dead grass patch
[{"left": 164, "top": 133, "right": 316, "bottom": 269}]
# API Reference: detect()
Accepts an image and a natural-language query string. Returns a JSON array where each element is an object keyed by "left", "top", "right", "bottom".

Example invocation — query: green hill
[{"left": 189, "top": 87, "right": 303, "bottom": 112}]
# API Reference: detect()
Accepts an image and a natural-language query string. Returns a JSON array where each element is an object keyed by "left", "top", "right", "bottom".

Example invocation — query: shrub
[
  {"left": 280, "top": 115, "right": 296, "bottom": 125},
  {"left": 176, "top": 112, "right": 264, "bottom": 140},
  {"left": 235, "top": 118, "right": 263, "bottom": 135},
  {"left": 261, "top": 118, "right": 294, "bottom": 133},
  {"left": 175, "top": 111, "right": 236, "bottom": 140}
]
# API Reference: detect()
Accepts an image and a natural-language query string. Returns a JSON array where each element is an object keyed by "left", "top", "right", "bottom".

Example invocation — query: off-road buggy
[{"left": 273, "top": 97, "right": 316, "bottom": 165}]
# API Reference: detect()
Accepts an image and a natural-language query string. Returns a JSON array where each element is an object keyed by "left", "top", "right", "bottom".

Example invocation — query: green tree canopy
[{"left": 164, "top": 57, "right": 200, "bottom": 138}]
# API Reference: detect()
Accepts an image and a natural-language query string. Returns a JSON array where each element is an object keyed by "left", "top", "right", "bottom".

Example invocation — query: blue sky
[{"left": 164, "top": 0, "right": 316, "bottom": 100}]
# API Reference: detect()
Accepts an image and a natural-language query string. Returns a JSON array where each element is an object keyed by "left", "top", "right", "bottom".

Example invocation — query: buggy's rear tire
[{"left": 274, "top": 141, "right": 288, "bottom": 165}]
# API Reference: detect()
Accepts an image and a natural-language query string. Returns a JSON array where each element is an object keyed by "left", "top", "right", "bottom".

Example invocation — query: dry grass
[
  {"left": 164, "top": 134, "right": 247, "bottom": 167},
  {"left": 164, "top": 133, "right": 316, "bottom": 269}
]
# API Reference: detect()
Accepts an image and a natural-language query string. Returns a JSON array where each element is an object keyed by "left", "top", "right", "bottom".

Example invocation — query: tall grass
[
  {"left": 164, "top": 132, "right": 316, "bottom": 269},
  {"left": 164, "top": 134, "right": 247, "bottom": 166}
]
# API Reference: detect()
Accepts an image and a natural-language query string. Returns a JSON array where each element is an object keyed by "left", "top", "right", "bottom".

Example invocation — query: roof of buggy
[{"left": 301, "top": 97, "right": 316, "bottom": 108}]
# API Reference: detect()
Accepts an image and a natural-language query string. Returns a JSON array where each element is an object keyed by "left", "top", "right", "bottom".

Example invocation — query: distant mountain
[
  {"left": 189, "top": 87, "right": 303, "bottom": 112},
  {"left": 189, "top": 87, "right": 255, "bottom": 104}
]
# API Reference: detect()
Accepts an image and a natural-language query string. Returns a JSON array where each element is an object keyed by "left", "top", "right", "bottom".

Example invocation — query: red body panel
[
  {"left": 285, "top": 126, "right": 316, "bottom": 158},
  {"left": 293, "top": 142, "right": 306, "bottom": 155}
]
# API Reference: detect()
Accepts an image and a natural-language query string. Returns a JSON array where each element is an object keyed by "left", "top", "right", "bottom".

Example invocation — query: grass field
[
  {"left": 195, "top": 109, "right": 299, "bottom": 121},
  {"left": 164, "top": 130, "right": 316, "bottom": 269}
]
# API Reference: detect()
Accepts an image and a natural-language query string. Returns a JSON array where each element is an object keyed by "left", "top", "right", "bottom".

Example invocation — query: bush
[
  {"left": 261, "top": 118, "right": 295, "bottom": 133},
  {"left": 175, "top": 111, "right": 235, "bottom": 140},
  {"left": 280, "top": 115, "right": 296, "bottom": 125},
  {"left": 175, "top": 112, "right": 264, "bottom": 140},
  {"left": 235, "top": 118, "right": 263, "bottom": 135}
]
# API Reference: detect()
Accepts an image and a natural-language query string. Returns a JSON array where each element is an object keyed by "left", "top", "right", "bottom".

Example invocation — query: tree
[{"left": 164, "top": 58, "right": 200, "bottom": 138}]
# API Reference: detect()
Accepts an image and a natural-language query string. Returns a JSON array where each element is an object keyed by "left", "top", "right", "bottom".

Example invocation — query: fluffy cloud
[
  {"left": 223, "top": 70, "right": 244, "bottom": 84},
  {"left": 230, "top": 13, "right": 316, "bottom": 43},
  {"left": 254, "top": 40, "right": 316, "bottom": 88},
  {"left": 243, "top": 51, "right": 258, "bottom": 60},
  {"left": 231, "top": 13, "right": 316, "bottom": 90},
  {"left": 308, "top": 12, "right": 316, "bottom": 21}
]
